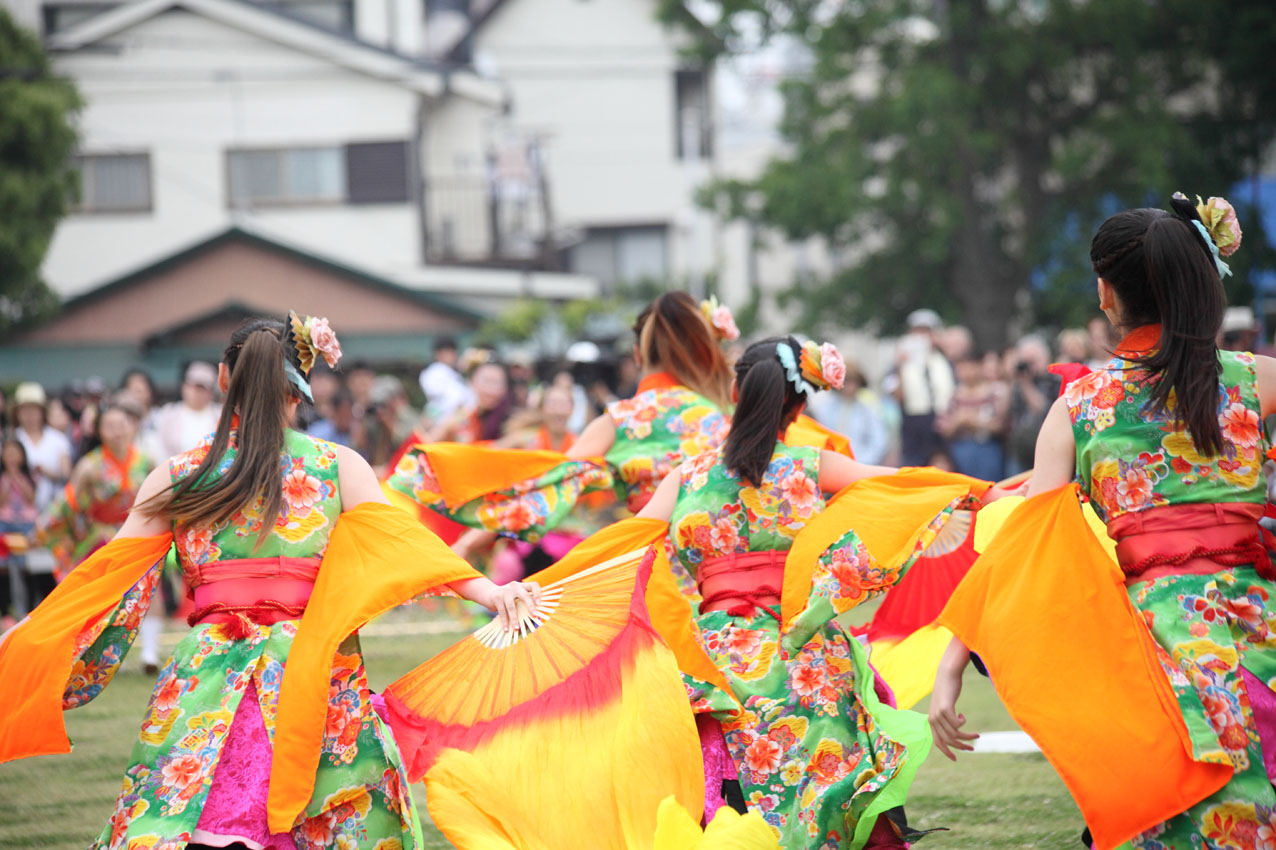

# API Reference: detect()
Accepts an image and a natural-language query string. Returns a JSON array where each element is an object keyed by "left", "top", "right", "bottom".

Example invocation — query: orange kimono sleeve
[
  {"left": 0, "top": 533, "right": 173, "bottom": 765},
  {"left": 266, "top": 501, "right": 482, "bottom": 833},
  {"left": 937, "top": 485, "right": 1231, "bottom": 850},
  {"left": 782, "top": 467, "right": 988, "bottom": 629}
]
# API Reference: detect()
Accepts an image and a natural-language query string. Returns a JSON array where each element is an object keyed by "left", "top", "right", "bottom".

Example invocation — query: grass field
[{"left": 0, "top": 614, "right": 1083, "bottom": 850}]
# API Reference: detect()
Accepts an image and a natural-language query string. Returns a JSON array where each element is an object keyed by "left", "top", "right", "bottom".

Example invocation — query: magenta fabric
[
  {"left": 194, "top": 680, "right": 299, "bottom": 850},
  {"left": 869, "top": 657, "right": 897, "bottom": 708},
  {"left": 1241, "top": 664, "right": 1276, "bottom": 784},
  {"left": 697, "top": 714, "right": 737, "bottom": 822}
]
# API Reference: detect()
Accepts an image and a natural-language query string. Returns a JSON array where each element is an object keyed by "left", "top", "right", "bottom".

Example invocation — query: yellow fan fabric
[
  {"left": 267, "top": 501, "right": 481, "bottom": 833},
  {"left": 0, "top": 534, "right": 172, "bottom": 765},
  {"left": 535, "top": 517, "right": 737, "bottom": 707},
  {"left": 385, "top": 547, "right": 703, "bottom": 850},
  {"left": 867, "top": 623, "right": 956, "bottom": 710},
  {"left": 937, "top": 484, "right": 1232, "bottom": 850},
  {"left": 652, "top": 796, "right": 781, "bottom": 850}
]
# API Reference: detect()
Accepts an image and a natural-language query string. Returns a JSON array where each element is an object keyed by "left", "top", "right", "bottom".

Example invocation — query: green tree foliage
[
  {"left": 0, "top": 8, "right": 79, "bottom": 338},
  {"left": 664, "top": 0, "right": 1276, "bottom": 348}
]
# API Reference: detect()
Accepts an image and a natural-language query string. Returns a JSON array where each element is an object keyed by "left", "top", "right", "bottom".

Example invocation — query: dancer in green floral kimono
[
  {"left": 0, "top": 314, "right": 538, "bottom": 850},
  {"left": 933, "top": 193, "right": 1276, "bottom": 850},
  {"left": 635, "top": 336, "right": 998, "bottom": 849}
]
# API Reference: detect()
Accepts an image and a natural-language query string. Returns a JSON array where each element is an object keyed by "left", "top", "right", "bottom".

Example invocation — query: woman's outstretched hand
[{"left": 929, "top": 639, "right": 980, "bottom": 760}]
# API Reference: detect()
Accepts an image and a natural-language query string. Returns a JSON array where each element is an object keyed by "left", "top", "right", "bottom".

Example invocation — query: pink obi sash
[
  {"left": 1107, "top": 503, "right": 1275, "bottom": 583},
  {"left": 186, "top": 556, "right": 322, "bottom": 638},
  {"left": 697, "top": 550, "right": 785, "bottom": 619}
]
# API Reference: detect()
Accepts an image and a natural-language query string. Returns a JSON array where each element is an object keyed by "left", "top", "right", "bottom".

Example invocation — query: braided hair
[{"left": 1088, "top": 199, "right": 1226, "bottom": 455}]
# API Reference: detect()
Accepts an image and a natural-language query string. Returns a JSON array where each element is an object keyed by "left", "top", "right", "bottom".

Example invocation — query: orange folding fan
[{"left": 383, "top": 547, "right": 703, "bottom": 850}]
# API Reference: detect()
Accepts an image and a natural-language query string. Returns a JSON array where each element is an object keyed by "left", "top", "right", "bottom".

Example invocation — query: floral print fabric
[
  {"left": 672, "top": 443, "right": 941, "bottom": 849},
  {"left": 1066, "top": 350, "right": 1266, "bottom": 523},
  {"left": 383, "top": 384, "right": 726, "bottom": 543},
  {"left": 73, "top": 428, "right": 424, "bottom": 849},
  {"left": 88, "top": 624, "right": 421, "bottom": 850},
  {"left": 607, "top": 386, "right": 729, "bottom": 513},
  {"left": 385, "top": 449, "right": 612, "bottom": 544},
  {"left": 41, "top": 446, "right": 154, "bottom": 576},
  {"left": 1070, "top": 350, "right": 1276, "bottom": 847},
  {"left": 1126, "top": 568, "right": 1276, "bottom": 849},
  {"left": 170, "top": 429, "right": 343, "bottom": 568}
]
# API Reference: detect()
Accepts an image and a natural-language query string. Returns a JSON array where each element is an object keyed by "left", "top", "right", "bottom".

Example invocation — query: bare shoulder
[{"left": 334, "top": 444, "right": 388, "bottom": 508}]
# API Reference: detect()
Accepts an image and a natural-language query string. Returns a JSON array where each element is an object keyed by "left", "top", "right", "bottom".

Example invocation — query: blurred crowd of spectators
[{"left": 806, "top": 304, "right": 1268, "bottom": 482}]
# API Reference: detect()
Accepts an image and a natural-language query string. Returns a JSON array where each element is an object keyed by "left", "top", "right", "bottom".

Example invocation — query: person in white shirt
[
  {"left": 13, "top": 383, "right": 72, "bottom": 510},
  {"left": 156, "top": 362, "right": 222, "bottom": 458},
  {"left": 883, "top": 309, "right": 956, "bottom": 466},
  {"left": 12, "top": 382, "right": 72, "bottom": 613},
  {"left": 418, "top": 337, "right": 473, "bottom": 421}
]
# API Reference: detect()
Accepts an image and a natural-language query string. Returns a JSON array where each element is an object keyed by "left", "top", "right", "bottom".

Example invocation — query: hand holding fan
[{"left": 382, "top": 545, "right": 703, "bottom": 850}]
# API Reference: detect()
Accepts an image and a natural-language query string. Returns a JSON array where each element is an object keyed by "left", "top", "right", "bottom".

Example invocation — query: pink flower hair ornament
[
  {"left": 1171, "top": 191, "right": 1243, "bottom": 279},
  {"left": 288, "top": 312, "right": 344, "bottom": 375},
  {"left": 700, "top": 296, "right": 741, "bottom": 342},
  {"left": 776, "top": 339, "right": 845, "bottom": 394}
]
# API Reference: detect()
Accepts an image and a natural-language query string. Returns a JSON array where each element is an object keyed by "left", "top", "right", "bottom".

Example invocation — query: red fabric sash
[
  {"left": 185, "top": 556, "right": 323, "bottom": 634},
  {"left": 1107, "top": 502, "right": 1274, "bottom": 581},
  {"left": 697, "top": 550, "right": 785, "bottom": 619}
]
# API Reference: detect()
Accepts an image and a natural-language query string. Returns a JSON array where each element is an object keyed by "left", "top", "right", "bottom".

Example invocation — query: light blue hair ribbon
[
  {"left": 776, "top": 342, "right": 814, "bottom": 395},
  {"left": 1189, "top": 219, "right": 1231, "bottom": 279},
  {"left": 284, "top": 359, "right": 314, "bottom": 402}
]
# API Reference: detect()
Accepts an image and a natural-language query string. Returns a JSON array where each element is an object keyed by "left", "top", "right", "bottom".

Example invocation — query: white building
[
  {"left": 6, "top": 0, "right": 594, "bottom": 304},
  {"left": 424, "top": 0, "right": 718, "bottom": 294},
  {"left": 5, "top": 0, "right": 820, "bottom": 329}
]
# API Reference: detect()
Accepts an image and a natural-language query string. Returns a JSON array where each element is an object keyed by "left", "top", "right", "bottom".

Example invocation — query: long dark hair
[
  {"left": 723, "top": 337, "right": 808, "bottom": 487},
  {"left": 1089, "top": 197, "right": 1226, "bottom": 455},
  {"left": 633, "top": 292, "right": 732, "bottom": 410},
  {"left": 139, "top": 317, "right": 305, "bottom": 546}
]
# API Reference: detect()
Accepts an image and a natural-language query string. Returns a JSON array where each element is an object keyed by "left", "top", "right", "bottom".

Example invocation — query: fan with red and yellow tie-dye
[{"left": 383, "top": 521, "right": 705, "bottom": 850}]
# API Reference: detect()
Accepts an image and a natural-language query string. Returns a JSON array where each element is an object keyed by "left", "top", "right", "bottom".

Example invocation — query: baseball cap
[
  {"left": 906, "top": 309, "right": 943, "bottom": 330},
  {"left": 184, "top": 361, "right": 217, "bottom": 389}
]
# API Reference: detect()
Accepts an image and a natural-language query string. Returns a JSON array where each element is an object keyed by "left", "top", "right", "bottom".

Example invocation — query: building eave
[{"left": 45, "top": 0, "right": 508, "bottom": 101}]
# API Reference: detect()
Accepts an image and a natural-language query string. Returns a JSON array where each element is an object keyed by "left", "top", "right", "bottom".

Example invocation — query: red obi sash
[
  {"left": 698, "top": 550, "right": 785, "bottom": 619},
  {"left": 186, "top": 555, "right": 322, "bottom": 637},
  {"left": 1108, "top": 502, "right": 1275, "bottom": 582}
]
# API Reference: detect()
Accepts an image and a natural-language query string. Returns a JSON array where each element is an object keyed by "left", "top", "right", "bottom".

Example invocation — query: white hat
[
  {"left": 184, "top": 361, "right": 217, "bottom": 389},
  {"left": 906, "top": 308, "right": 943, "bottom": 330},
  {"left": 1221, "top": 306, "right": 1257, "bottom": 334},
  {"left": 13, "top": 382, "right": 47, "bottom": 408},
  {"left": 566, "top": 341, "right": 601, "bottom": 363}
]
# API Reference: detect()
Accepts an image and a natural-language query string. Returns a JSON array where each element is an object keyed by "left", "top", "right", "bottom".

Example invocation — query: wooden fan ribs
[{"left": 386, "top": 548, "right": 651, "bottom": 728}]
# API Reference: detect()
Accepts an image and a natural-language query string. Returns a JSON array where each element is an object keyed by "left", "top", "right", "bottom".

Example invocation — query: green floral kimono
[
  {"left": 74, "top": 428, "right": 424, "bottom": 850},
  {"left": 671, "top": 443, "right": 950, "bottom": 850},
  {"left": 1066, "top": 346, "right": 1276, "bottom": 849},
  {"left": 41, "top": 445, "right": 154, "bottom": 577},
  {"left": 384, "top": 381, "right": 728, "bottom": 552}
]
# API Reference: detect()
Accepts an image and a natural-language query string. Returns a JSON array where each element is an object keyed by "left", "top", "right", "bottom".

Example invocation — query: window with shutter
[
  {"left": 346, "top": 141, "right": 411, "bottom": 204},
  {"left": 226, "top": 147, "right": 345, "bottom": 206},
  {"left": 72, "top": 153, "right": 152, "bottom": 213}
]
